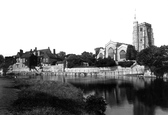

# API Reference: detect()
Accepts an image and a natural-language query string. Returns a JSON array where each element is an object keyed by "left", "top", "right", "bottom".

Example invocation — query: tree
[
  {"left": 152, "top": 45, "right": 168, "bottom": 77},
  {"left": 81, "top": 51, "right": 96, "bottom": 66},
  {"left": 136, "top": 45, "right": 168, "bottom": 77},
  {"left": 126, "top": 45, "right": 137, "bottom": 60},
  {"left": 95, "top": 57, "right": 116, "bottom": 67},
  {"left": 136, "top": 46, "right": 158, "bottom": 68},
  {"left": 0, "top": 55, "right": 4, "bottom": 68},
  {"left": 29, "top": 54, "right": 38, "bottom": 70},
  {"left": 57, "top": 51, "right": 66, "bottom": 61},
  {"left": 85, "top": 95, "right": 107, "bottom": 115},
  {"left": 3, "top": 56, "right": 16, "bottom": 74},
  {"left": 66, "top": 54, "right": 83, "bottom": 68}
]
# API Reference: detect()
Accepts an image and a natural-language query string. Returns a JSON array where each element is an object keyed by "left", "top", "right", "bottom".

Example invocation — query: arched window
[
  {"left": 120, "top": 50, "right": 126, "bottom": 59},
  {"left": 108, "top": 47, "right": 114, "bottom": 58},
  {"left": 99, "top": 53, "right": 103, "bottom": 59}
]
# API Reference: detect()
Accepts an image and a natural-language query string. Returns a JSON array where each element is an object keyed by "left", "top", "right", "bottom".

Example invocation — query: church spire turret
[
  {"left": 133, "top": 9, "right": 139, "bottom": 51},
  {"left": 134, "top": 9, "right": 138, "bottom": 23},
  {"left": 134, "top": 9, "right": 136, "bottom": 20}
]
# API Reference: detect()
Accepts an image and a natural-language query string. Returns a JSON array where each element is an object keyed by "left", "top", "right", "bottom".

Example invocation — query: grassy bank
[
  {"left": 9, "top": 79, "right": 85, "bottom": 115},
  {"left": 8, "top": 79, "right": 106, "bottom": 115}
]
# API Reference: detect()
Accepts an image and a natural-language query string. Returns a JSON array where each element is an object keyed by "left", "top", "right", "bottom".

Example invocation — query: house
[{"left": 14, "top": 47, "right": 58, "bottom": 69}]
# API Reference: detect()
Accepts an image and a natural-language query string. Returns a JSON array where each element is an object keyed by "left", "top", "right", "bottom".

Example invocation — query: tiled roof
[
  {"left": 21, "top": 51, "right": 31, "bottom": 58},
  {"left": 38, "top": 49, "right": 56, "bottom": 58},
  {"left": 20, "top": 48, "right": 56, "bottom": 59},
  {"left": 105, "top": 40, "right": 130, "bottom": 48},
  {"left": 116, "top": 42, "right": 130, "bottom": 47}
]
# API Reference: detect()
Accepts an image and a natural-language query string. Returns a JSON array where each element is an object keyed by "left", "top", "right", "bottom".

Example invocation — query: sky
[{"left": 0, "top": 0, "right": 168, "bottom": 56}]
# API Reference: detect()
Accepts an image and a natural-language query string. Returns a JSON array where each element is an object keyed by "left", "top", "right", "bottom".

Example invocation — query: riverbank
[
  {"left": 0, "top": 77, "right": 18, "bottom": 115},
  {"left": 9, "top": 78, "right": 85, "bottom": 115},
  {"left": 6, "top": 78, "right": 106, "bottom": 115}
]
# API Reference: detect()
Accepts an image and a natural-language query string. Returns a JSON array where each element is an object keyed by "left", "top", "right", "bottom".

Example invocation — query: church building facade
[
  {"left": 96, "top": 41, "right": 129, "bottom": 62},
  {"left": 95, "top": 17, "right": 154, "bottom": 61}
]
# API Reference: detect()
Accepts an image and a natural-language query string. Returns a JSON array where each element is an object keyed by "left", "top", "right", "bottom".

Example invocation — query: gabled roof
[
  {"left": 20, "top": 48, "right": 56, "bottom": 59},
  {"left": 38, "top": 49, "right": 56, "bottom": 59},
  {"left": 21, "top": 51, "right": 31, "bottom": 58},
  {"left": 105, "top": 40, "right": 117, "bottom": 47},
  {"left": 105, "top": 40, "right": 130, "bottom": 48},
  {"left": 116, "top": 42, "right": 130, "bottom": 47}
]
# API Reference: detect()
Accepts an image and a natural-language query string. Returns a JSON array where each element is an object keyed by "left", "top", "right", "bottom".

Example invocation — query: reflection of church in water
[{"left": 95, "top": 16, "right": 154, "bottom": 62}]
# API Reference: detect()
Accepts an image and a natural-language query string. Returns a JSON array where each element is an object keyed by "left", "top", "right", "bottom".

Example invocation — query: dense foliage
[
  {"left": 66, "top": 54, "right": 83, "bottom": 68},
  {"left": 0, "top": 54, "right": 4, "bottom": 68},
  {"left": 136, "top": 45, "right": 168, "bottom": 77},
  {"left": 136, "top": 46, "right": 158, "bottom": 67},
  {"left": 85, "top": 95, "right": 107, "bottom": 115},
  {"left": 29, "top": 54, "right": 38, "bottom": 70},
  {"left": 66, "top": 51, "right": 96, "bottom": 68},
  {"left": 66, "top": 51, "right": 117, "bottom": 68},
  {"left": 118, "top": 61, "right": 135, "bottom": 67},
  {"left": 95, "top": 57, "right": 116, "bottom": 67},
  {"left": 126, "top": 45, "right": 137, "bottom": 60},
  {"left": 3, "top": 56, "right": 16, "bottom": 74},
  {"left": 57, "top": 51, "right": 66, "bottom": 61},
  {"left": 81, "top": 51, "right": 96, "bottom": 66}
]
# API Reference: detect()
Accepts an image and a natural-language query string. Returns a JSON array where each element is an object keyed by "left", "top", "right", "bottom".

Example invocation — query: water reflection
[
  {"left": 17, "top": 75, "right": 168, "bottom": 115},
  {"left": 136, "top": 79, "right": 168, "bottom": 114},
  {"left": 68, "top": 77, "right": 168, "bottom": 115}
]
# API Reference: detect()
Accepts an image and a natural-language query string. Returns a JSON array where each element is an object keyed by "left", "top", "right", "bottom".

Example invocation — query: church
[{"left": 95, "top": 17, "right": 154, "bottom": 62}]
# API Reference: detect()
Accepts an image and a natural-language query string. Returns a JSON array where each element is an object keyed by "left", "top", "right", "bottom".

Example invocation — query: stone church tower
[{"left": 133, "top": 14, "right": 154, "bottom": 52}]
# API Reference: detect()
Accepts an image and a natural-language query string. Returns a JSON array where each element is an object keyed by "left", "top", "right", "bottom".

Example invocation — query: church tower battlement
[{"left": 132, "top": 11, "right": 154, "bottom": 52}]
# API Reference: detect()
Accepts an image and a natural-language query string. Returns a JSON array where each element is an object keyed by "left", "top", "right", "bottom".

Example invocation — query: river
[
  {"left": 34, "top": 75, "right": 168, "bottom": 115},
  {"left": 14, "top": 75, "right": 168, "bottom": 115}
]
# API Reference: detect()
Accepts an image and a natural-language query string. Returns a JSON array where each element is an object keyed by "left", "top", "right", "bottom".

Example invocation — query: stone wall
[
  {"left": 10, "top": 63, "right": 64, "bottom": 73},
  {"left": 43, "top": 64, "right": 64, "bottom": 72},
  {"left": 65, "top": 65, "right": 144, "bottom": 74}
]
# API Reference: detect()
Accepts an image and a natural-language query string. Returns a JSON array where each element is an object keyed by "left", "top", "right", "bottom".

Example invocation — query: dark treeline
[
  {"left": 66, "top": 53, "right": 117, "bottom": 68},
  {"left": 136, "top": 45, "right": 168, "bottom": 77}
]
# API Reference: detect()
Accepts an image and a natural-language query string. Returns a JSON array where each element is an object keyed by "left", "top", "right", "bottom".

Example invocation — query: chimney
[
  {"left": 53, "top": 49, "right": 56, "bottom": 55},
  {"left": 30, "top": 49, "right": 32, "bottom": 53},
  {"left": 35, "top": 47, "right": 37, "bottom": 51},
  {"left": 20, "top": 49, "right": 23, "bottom": 56}
]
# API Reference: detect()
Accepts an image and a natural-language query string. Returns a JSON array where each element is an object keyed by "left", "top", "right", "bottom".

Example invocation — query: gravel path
[{"left": 0, "top": 77, "right": 18, "bottom": 114}]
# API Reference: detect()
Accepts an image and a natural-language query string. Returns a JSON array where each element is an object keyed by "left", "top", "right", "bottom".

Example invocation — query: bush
[
  {"left": 85, "top": 95, "right": 107, "bottom": 115},
  {"left": 118, "top": 61, "right": 135, "bottom": 67},
  {"left": 95, "top": 57, "right": 116, "bottom": 67}
]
